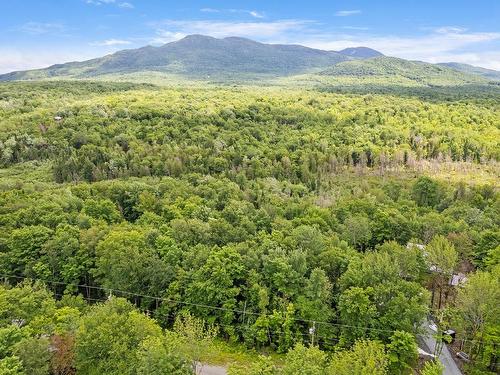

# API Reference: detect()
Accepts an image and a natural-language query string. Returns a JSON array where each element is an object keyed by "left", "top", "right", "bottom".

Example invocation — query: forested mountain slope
[
  {"left": 1, "top": 35, "right": 498, "bottom": 86},
  {"left": 338, "top": 46, "right": 384, "bottom": 58},
  {"left": 0, "top": 35, "right": 350, "bottom": 81},
  {"left": 438, "top": 62, "right": 500, "bottom": 81},
  {"left": 318, "top": 56, "right": 490, "bottom": 86}
]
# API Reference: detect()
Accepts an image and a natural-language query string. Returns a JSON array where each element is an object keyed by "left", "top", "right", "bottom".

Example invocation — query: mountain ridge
[
  {"left": 437, "top": 62, "right": 500, "bottom": 81},
  {"left": 0, "top": 34, "right": 498, "bottom": 85},
  {"left": 338, "top": 47, "right": 383, "bottom": 58},
  {"left": 0, "top": 35, "right": 352, "bottom": 81}
]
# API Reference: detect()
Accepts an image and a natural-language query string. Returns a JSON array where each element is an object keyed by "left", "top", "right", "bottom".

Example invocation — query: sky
[{"left": 1, "top": 0, "right": 499, "bottom": 73}]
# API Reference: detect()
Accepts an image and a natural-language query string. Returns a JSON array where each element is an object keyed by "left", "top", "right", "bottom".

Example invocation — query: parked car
[
  {"left": 456, "top": 351, "right": 470, "bottom": 362},
  {"left": 443, "top": 329, "right": 456, "bottom": 342},
  {"left": 428, "top": 322, "right": 438, "bottom": 332}
]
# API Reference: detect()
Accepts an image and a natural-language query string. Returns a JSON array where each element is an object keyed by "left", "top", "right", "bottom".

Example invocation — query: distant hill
[
  {"left": 0, "top": 35, "right": 497, "bottom": 86},
  {"left": 318, "top": 56, "right": 490, "bottom": 86},
  {"left": 437, "top": 62, "right": 500, "bottom": 81},
  {"left": 338, "top": 47, "right": 384, "bottom": 59},
  {"left": 0, "top": 35, "right": 350, "bottom": 81}
]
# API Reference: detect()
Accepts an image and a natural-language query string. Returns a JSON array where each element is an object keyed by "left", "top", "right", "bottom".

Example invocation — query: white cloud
[
  {"left": 419, "top": 52, "right": 500, "bottom": 71},
  {"left": 335, "top": 10, "right": 361, "bottom": 17},
  {"left": 85, "top": 0, "right": 134, "bottom": 8},
  {"left": 294, "top": 27, "right": 500, "bottom": 70},
  {"left": 200, "top": 8, "right": 265, "bottom": 18},
  {"left": 3, "top": 18, "right": 500, "bottom": 74},
  {"left": 200, "top": 8, "right": 220, "bottom": 13},
  {"left": 149, "top": 31, "right": 187, "bottom": 45},
  {"left": 342, "top": 26, "right": 369, "bottom": 31},
  {"left": 150, "top": 19, "right": 310, "bottom": 44},
  {"left": 85, "top": 0, "right": 116, "bottom": 4},
  {"left": 118, "top": 2, "right": 134, "bottom": 9},
  {"left": 0, "top": 48, "right": 105, "bottom": 74},
  {"left": 249, "top": 11, "right": 265, "bottom": 19},
  {"left": 433, "top": 26, "right": 468, "bottom": 34},
  {"left": 19, "top": 22, "right": 65, "bottom": 35},
  {"left": 302, "top": 31, "right": 499, "bottom": 55},
  {"left": 90, "top": 39, "right": 132, "bottom": 46}
]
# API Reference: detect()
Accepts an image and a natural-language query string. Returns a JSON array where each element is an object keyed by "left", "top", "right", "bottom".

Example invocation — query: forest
[{"left": 0, "top": 81, "right": 498, "bottom": 374}]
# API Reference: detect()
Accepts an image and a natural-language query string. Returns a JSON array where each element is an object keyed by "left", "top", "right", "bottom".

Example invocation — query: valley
[{"left": 0, "top": 2, "right": 499, "bottom": 369}]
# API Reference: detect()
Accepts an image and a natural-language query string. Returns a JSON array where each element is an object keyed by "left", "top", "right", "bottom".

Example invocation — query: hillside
[
  {"left": 317, "top": 56, "right": 490, "bottom": 86},
  {"left": 338, "top": 46, "right": 383, "bottom": 58},
  {"left": 2, "top": 35, "right": 498, "bottom": 87},
  {"left": 438, "top": 62, "right": 500, "bottom": 81},
  {"left": 0, "top": 35, "right": 351, "bottom": 81}
]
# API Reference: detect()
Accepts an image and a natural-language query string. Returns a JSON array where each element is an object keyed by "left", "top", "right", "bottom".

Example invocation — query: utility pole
[
  {"left": 242, "top": 301, "right": 247, "bottom": 324},
  {"left": 309, "top": 321, "right": 316, "bottom": 346}
]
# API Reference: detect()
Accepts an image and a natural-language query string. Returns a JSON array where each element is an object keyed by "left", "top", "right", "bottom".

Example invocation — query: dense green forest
[{"left": 0, "top": 81, "right": 499, "bottom": 374}]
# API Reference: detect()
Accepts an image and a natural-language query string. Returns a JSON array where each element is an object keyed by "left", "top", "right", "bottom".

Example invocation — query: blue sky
[{"left": 1, "top": 0, "right": 499, "bottom": 73}]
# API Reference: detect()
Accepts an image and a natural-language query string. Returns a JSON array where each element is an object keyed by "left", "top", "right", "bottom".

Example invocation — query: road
[
  {"left": 196, "top": 322, "right": 462, "bottom": 375},
  {"left": 421, "top": 321, "right": 462, "bottom": 375},
  {"left": 196, "top": 363, "right": 227, "bottom": 375}
]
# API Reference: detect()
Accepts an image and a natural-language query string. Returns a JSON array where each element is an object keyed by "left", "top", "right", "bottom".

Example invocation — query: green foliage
[
  {"left": 453, "top": 270, "right": 500, "bottom": 369},
  {"left": 342, "top": 215, "right": 372, "bottom": 250},
  {"left": 319, "top": 56, "right": 488, "bottom": 86},
  {"left": 172, "top": 312, "right": 219, "bottom": 364},
  {"left": 474, "top": 230, "right": 500, "bottom": 268},
  {"left": 338, "top": 287, "right": 376, "bottom": 346},
  {"left": 338, "top": 251, "right": 429, "bottom": 343},
  {"left": 438, "top": 62, "right": 500, "bottom": 81},
  {"left": 4, "top": 226, "right": 53, "bottom": 275},
  {"left": 0, "top": 356, "right": 24, "bottom": 375},
  {"left": 136, "top": 336, "right": 192, "bottom": 375},
  {"left": 296, "top": 268, "right": 333, "bottom": 324},
  {"left": 94, "top": 228, "right": 169, "bottom": 297},
  {"left": 420, "top": 360, "right": 444, "bottom": 375},
  {"left": 378, "top": 241, "right": 426, "bottom": 282},
  {"left": 185, "top": 246, "right": 245, "bottom": 329},
  {"left": 426, "top": 235, "right": 458, "bottom": 275},
  {"left": 281, "top": 343, "right": 328, "bottom": 375},
  {"left": 0, "top": 326, "right": 24, "bottom": 356},
  {"left": 229, "top": 355, "right": 279, "bottom": 375},
  {"left": 0, "top": 282, "right": 56, "bottom": 328},
  {"left": 386, "top": 331, "right": 418, "bottom": 374},
  {"left": 12, "top": 337, "right": 51, "bottom": 375},
  {"left": 229, "top": 340, "right": 389, "bottom": 375},
  {"left": 74, "top": 298, "right": 162, "bottom": 375},
  {"left": 1, "top": 84, "right": 498, "bottom": 183},
  {"left": 82, "top": 199, "right": 122, "bottom": 223},
  {"left": 328, "top": 340, "right": 388, "bottom": 375},
  {"left": 412, "top": 177, "right": 443, "bottom": 208},
  {"left": 0, "top": 81, "right": 498, "bottom": 374}
]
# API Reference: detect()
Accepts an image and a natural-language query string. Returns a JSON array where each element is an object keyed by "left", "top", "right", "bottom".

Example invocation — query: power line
[
  {"left": 2, "top": 273, "right": 498, "bottom": 345},
  {"left": 2, "top": 273, "right": 401, "bottom": 334},
  {"left": 55, "top": 291, "right": 341, "bottom": 346}
]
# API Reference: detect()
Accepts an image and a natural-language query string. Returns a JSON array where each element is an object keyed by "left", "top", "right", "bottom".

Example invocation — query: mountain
[
  {"left": 437, "top": 62, "right": 500, "bottom": 81},
  {"left": 337, "top": 47, "right": 384, "bottom": 59},
  {"left": 0, "top": 35, "right": 496, "bottom": 86},
  {"left": 318, "top": 56, "right": 490, "bottom": 86},
  {"left": 0, "top": 35, "right": 351, "bottom": 81}
]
